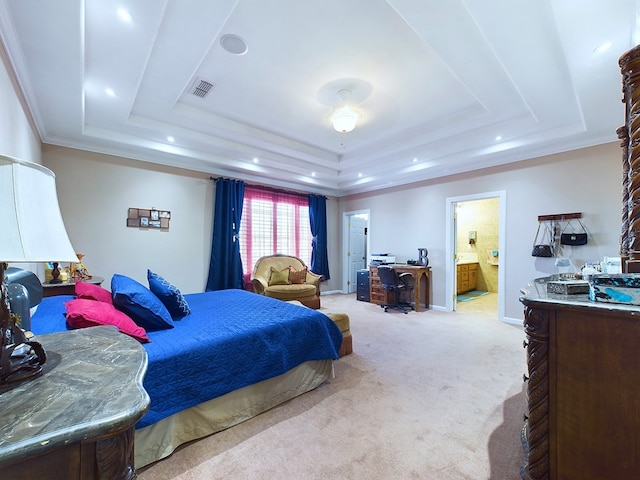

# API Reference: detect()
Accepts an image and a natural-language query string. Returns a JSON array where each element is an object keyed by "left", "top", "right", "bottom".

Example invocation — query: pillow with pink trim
[
  {"left": 75, "top": 281, "right": 113, "bottom": 304},
  {"left": 64, "top": 298, "right": 150, "bottom": 343}
]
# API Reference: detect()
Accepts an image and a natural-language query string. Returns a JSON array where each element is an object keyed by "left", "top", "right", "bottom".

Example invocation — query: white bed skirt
[{"left": 135, "top": 359, "right": 335, "bottom": 468}]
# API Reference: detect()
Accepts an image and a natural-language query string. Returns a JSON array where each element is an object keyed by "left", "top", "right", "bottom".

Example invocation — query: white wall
[{"left": 338, "top": 142, "right": 623, "bottom": 322}]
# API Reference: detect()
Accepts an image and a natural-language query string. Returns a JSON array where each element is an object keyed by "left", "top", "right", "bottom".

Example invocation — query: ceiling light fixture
[
  {"left": 331, "top": 90, "right": 360, "bottom": 134},
  {"left": 594, "top": 42, "right": 612, "bottom": 54},
  {"left": 117, "top": 8, "right": 133, "bottom": 23}
]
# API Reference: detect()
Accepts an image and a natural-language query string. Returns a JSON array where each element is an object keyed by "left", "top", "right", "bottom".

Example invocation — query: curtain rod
[{"left": 209, "top": 176, "right": 326, "bottom": 199}]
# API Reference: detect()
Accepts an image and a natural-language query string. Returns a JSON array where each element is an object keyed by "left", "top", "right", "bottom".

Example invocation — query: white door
[
  {"left": 453, "top": 202, "right": 459, "bottom": 310},
  {"left": 348, "top": 216, "right": 367, "bottom": 293}
]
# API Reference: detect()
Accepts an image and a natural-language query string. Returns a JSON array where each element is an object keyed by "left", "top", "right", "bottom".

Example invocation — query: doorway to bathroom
[{"left": 445, "top": 191, "right": 506, "bottom": 322}]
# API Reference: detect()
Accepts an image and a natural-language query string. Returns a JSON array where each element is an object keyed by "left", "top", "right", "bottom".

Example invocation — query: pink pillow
[
  {"left": 75, "top": 281, "right": 113, "bottom": 304},
  {"left": 64, "top": 298, "right": 150, "bottom": 343}
]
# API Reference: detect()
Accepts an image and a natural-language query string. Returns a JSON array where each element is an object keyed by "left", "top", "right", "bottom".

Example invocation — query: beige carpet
[{"left": 138, "top": 293, "right": 526, "bottom": 480}]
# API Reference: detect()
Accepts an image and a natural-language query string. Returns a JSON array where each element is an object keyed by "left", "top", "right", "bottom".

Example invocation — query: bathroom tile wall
[{"left": 456, "top": 198, "right": 499, "bottom": 292}]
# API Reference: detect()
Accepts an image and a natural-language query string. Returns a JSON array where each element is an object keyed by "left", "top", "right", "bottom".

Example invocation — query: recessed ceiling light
[
  {"left": 220, "top": 34, "right": 248, "bottom": 55},
  {"left": 495, "top": 135, "right": 502, "bottom": 141},
  {"left": 117, "top": 8, "right": 133, "bottom": 23},
  {"left": 413, "top": 158, "right": 418, "bottom": 163},
  {"left": 594, "top": 42, "right": 612, "bottom": 54},
  {"left": 105, "top": 88, "right": 116, "bottom": 97},
  {"left": 167, "top": 136, "right": 175, "bottom": 143},
  {"left": 358, "top": 173, "right": 363, "bottom": 178},
  {"left": 311, "top": 172, "right": 316, "bottom": 177},
  {"left": 253, "top": 157, "right": 259, "bottom": 163}
]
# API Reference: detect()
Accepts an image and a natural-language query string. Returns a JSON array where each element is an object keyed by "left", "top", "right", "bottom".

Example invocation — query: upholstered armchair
[{"left": 250, "top": 254, "right": 322, "bottom": 309}]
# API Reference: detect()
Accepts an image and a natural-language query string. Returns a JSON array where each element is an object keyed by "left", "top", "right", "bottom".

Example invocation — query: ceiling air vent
[{"left": 190, "top": 79, "right": 214, "bottom": 98}]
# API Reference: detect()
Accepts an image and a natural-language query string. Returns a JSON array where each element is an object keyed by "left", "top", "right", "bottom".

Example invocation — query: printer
[{"left": 370, "top": 254, "right": 396, "bottom": 265}]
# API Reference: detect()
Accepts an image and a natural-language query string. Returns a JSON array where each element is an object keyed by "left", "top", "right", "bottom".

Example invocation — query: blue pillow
[
  {"left": 111, "top": 274, "right": 174, "bottom": 331},
  {"left": 147, "top": 270, "right": 191, "bottom": 319}
]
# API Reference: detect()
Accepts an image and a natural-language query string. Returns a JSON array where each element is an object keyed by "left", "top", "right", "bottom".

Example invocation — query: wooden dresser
[
  {"left": 0, "top": 326, "right": 149, "bottom": 479},
  {"left": 520, "top": 276, "right": 640, "bottom": 479}
]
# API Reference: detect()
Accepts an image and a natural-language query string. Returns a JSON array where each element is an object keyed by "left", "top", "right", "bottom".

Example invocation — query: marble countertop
[
  {"left": 0, "top": 326, "right": 149, "bottom": 467},
  {"left": 520, "top": 275, "right": 640, "bottom": 316}
]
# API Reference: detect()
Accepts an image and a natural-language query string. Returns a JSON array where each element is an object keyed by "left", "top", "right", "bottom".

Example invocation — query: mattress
[
  {"left": 135, "top": 359, "right": 333, "bottom": 468},
  {"left": 30, "top": 289, "right": 343, "bottom": 431}
]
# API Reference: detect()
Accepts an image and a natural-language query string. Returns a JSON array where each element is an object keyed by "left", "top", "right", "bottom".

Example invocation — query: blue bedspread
[{"left": 31, "top": 289, "right": 342, "bottom": 429}]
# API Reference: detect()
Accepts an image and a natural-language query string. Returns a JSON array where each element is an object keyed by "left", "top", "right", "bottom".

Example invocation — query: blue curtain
[
  {"left": 308, "top": 194, "right": 330, "bottom": 280},
  {"left": 206, "top": 178, "right": 245, "bottom": 291}
]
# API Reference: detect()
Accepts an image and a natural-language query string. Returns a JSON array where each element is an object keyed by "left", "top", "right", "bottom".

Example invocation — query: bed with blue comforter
[{"left": 31, "top": 289, "right": 342, "bottom": 466}]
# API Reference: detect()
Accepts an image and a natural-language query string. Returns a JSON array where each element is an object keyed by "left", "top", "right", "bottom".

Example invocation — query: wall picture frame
[{"left": 127, "top": 207, "right": 171, "bottom": 230}]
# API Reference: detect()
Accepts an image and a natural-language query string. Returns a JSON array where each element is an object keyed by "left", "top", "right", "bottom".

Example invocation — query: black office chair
[{"left": 377, "top": 266, "right": 415, "bottom": 314}]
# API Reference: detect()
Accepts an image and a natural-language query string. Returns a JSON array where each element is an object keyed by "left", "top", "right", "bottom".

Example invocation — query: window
[{"left": 239, "top": 186, "right": 311, "bottom": 278}]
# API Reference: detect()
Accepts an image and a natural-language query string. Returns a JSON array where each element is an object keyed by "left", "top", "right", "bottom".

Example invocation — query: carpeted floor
[{"left": 138, "top": 292, "right": 526, "bottom": 480}]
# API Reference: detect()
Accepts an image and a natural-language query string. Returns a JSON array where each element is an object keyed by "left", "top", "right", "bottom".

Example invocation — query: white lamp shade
[
  {"left": 331, "top": 105, "right": 360, "bottom": 133},
  {"left": 0, "top": 154, "right": 77, "bottom": 262}
]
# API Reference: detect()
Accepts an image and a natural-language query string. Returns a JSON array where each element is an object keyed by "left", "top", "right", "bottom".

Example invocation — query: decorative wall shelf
[
  {"left": 537, "top": 212, "right": 582, "bottom": 222},
  {"left": 126, "top": 207, "right": 171, "bottom": 229}
]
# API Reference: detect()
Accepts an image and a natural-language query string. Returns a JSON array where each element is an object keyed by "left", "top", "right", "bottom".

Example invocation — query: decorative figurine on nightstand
[{"left": 70, "top": 253, "right": 92, "bottom": 280}]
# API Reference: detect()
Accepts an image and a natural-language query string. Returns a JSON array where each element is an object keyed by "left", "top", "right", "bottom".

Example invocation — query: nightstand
[{"left": 41, "top": 276, "right": 105, "bottom": 297}]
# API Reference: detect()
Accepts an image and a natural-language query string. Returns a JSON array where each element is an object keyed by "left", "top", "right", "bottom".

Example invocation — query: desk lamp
[{"left": 0, "top": 154, "right": 77, "bottom": 386}]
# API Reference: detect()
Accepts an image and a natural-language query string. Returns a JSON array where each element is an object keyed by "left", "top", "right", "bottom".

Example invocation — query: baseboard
[
  {"left": 502, "top": 316, "right": 523, "bottom": 326},
  {"left": 321, "top": 290, "right": 345, "bottom": 295}
]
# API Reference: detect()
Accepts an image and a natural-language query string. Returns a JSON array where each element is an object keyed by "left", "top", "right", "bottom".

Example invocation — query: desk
[
  {"left": 42, "top": 276, "right": 104, "bottom": 297},
  {"left": 369, "top": 265, "right": 430, "bottom": 311},
  {"left": 0, "top": 326, "right": 149, "bottom": 479}
]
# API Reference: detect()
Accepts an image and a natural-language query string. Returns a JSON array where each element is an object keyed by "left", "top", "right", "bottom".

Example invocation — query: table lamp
[{"left": 0, "top": 154, "right": 77, "bottom": 386}]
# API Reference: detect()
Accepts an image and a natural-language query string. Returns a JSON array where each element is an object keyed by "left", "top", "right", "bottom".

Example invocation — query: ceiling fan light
[{"left": 331, "top": 105, "right": 360, "bottom": 133}]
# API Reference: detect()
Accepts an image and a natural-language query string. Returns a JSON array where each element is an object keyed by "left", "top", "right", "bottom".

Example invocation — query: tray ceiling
[{"left": 0, "top": 0, "right": 636, "bottom": 196}]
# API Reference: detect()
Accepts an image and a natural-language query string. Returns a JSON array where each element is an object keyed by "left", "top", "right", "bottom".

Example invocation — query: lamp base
[
  {"left": 0, "top": 333, "right": 46, "bottom": 388},
  {"left": 49, "top": 262, "right": 62, "bottom": 284},
  {"left": 1, "top": 264, "right": 47, "bottom": 388}
]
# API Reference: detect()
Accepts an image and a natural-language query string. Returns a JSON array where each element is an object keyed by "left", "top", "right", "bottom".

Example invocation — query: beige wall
[
  {"left": 44, "top": 142, "right": 624, "bottom": 322},
  {"left": 339, "top": 142, "right": 623, "bottom": 322},
  {"left": 43, "top": 145, "right": 215, "bottom": 294},
  {"left": 42, "top": 145, "right": 343, "bottom": 294},
  {"left": 0, "top": 41, "right": 44, "bottom": 275},
  {"left": 0, "top": 42, "right": 41, "bottom": 162}
]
